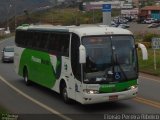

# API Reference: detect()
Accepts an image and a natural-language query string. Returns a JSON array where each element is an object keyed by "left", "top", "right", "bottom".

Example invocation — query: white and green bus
[{"left": 14, "top": 24, "right": 147, "bottom": 104}]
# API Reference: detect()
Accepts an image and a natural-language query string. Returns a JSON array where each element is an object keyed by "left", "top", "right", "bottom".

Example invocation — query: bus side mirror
[
  {"left": 138, "top": 43, "right": 148, "bottom": 60},
  {"left": 135, "top": 43, "right": 138, "bottom": 48},
  {"left": 79, "top": 45, "right": 86, "bottom": 64}
]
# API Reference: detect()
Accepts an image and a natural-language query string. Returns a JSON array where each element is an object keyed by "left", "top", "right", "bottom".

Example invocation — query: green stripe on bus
[
  {"left": 19, "top": 49, "right": 58, "bottom": 88},
  {"left": 99, "top": 80, "right": 137, "bottom": 93}
]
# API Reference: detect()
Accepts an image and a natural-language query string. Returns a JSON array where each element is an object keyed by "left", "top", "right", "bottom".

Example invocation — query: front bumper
[{"left": 80, "top": 88, "right": 138, "bottom": 104}]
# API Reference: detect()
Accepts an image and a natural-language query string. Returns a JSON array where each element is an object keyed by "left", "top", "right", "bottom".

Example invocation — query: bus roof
[{"left": 16, "top": 24, "right": 133, "bottom": 37}]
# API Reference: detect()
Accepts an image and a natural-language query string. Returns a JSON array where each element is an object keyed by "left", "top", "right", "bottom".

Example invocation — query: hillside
[{"left": 0, "top": 0, "right": 55, "bottom": 22}]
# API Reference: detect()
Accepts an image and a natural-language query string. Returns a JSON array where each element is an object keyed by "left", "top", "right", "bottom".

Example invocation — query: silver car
[{"left": 1, "top": 46, "right": 14, "bottom": 63}]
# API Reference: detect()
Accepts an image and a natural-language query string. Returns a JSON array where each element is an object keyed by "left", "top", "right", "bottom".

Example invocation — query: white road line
[
  {"left": 0, "top": 75, "right": 72, "bottom": 120},
  {"left": 139, "top": 75, "right": 160, "bottom": 84}
]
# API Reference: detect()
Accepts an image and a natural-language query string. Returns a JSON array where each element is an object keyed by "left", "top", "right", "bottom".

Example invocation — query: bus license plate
[{"left": 109, "top": 95, "right": 118, "bottom": 101}]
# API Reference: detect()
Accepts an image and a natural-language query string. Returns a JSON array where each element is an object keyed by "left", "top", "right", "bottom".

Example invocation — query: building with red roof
[{"left": 139, "top": 5, "right": 160, "bottom": 19}]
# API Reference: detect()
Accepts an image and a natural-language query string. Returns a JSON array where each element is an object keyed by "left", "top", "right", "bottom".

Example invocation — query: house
[{"left": 139, "top": 5, "right": 160, "bottom": 20}]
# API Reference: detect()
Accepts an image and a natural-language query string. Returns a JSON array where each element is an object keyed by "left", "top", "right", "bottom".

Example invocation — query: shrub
[
  {"left": 140, "top": 42, "right": 151, "bottom": 48},
  {"left": 143, "top": 33, "right": 160, "bottom": 42}
]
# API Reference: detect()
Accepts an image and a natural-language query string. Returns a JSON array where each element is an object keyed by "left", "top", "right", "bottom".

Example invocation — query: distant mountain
[{"left": 0, "top": 0, "right": 56, "bottom": 22}]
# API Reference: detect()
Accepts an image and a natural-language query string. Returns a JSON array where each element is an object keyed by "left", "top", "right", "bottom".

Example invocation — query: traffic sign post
[
  {"left": 151, "top": 38, "right": 160, "bottom": 70},
  {"left": 102, "top": 4, "right": 111, "bottom": 26},
  {"left": 154, "top": 49, "right": 157, "bottom": 70}
]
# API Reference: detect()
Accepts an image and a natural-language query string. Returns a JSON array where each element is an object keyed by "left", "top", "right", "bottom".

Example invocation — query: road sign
[
  {"left": 102, "top": 4, "right": 111, "bottom": 12},
  {"left": 151, "top": 37, "right": 160, "bottom": 70},
  {"left": 152, "top": 37, "right": 160, "bottom": 49},
  {"left": 102, "top": 4, "right": 111, "bottom": 25}
]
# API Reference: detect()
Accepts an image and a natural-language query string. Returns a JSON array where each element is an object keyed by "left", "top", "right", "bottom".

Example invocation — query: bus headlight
[
  {"left": 83, "top": 89, "right": 99, "bottom": 94},
  {"left": 129, "top": 85, "right": 138, "bottom": 90}
]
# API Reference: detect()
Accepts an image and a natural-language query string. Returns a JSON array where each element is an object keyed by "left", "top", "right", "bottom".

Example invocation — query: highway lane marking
[
  {"left": 139, "top": 75, "right": 160, "bottom": 84},
  {"left": 0, "top": 75, "right": 72, "bottom": 120},
  {"left": 134, "top": 97, "right": 160, "bottom": 109}
]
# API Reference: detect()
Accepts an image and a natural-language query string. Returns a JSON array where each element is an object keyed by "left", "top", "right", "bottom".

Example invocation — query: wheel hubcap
[
  {"left": 63, "top": 88, "right": 67, "bottom": 100},
  {"left": 24, "top": 74, "right": 28, "bottom": 83}
]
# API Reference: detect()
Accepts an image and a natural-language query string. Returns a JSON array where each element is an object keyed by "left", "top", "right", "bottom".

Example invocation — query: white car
[
  {"left": 143, "top": 18, "right": 157, "bottom": 24},
  {"left": 148, "top": 23, "right": 160, "bottom": 28},
  {"left": 1, "top": 46, "right": 14, "bottom": 63},
  {"left": 117, "top": 24, "right": 130, "bottom": 29}
]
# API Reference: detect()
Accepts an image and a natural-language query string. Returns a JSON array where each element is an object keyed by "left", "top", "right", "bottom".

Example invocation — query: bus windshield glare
[{"left": 82, "top": 35, "right": 138, "bottom": 84}]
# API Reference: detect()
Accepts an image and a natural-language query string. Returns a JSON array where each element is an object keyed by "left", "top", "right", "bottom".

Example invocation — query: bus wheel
[
  {"left": 23, "top": 68, "right": 31, "bottom": 86},
  {"left": 62, "top": 86, "right": 71, "bottom": 104}
]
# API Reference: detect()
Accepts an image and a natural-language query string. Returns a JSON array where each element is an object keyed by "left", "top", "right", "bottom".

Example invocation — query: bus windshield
[{"left": 82, "top": 35, "right": 138, "bottom": 84}]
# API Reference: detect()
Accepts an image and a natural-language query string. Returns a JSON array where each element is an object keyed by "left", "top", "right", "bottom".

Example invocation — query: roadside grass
[
  {"left": 15, "top": 7, "right": 121, "bottom": 27},
  {"left": 0, "top": 36, "right": 8, "bottom": 41},
  {"left": 18, "top": 8, "right": 103, "bottom": 26},
  {"left": 0, "top": 106, "right": 8, "bottom": 114},
  {"left": 138, "top": 48, "right": 160, "bottom": 76},
  {"left": 0, "top": 33, "right": 14, "bottom": 41}
]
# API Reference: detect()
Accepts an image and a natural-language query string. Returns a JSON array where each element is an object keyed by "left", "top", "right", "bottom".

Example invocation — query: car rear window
[{"left": 4, "top": 48, "right": 14, "bottom": 52}]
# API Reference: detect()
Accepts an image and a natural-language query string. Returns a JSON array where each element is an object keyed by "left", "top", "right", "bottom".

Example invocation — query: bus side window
[
  {"left": 48, "top": 33, "right": 57, "bottom": 54},
  {"left": 71, "top": 33, "right": 81, "bottom": 81},
  {"left": 59, "top": 33, "right": 70, "bottom": 57},
  {"left": 44, "top": 36, "right": 50, "bottom": 51},
  {"left": 32, "top": 32, "right": 39, "bottom": 49},
  {"left": 26, "top": 31, "right": 34, "bottom": 48},
  {"left": 16, "top": 30, "right": 28, "bottom": 47},
  {"left": 22, "top": 31, "right": 28, "bottom": 46},
  {"left": 38, "top": 33, "right": 50, "bottom": 51},
  {"left": 15, "top": 31, "right": 24, "bottom": 46},
  {"left": 48, "top": 33, "right": 70, "bottom": 56},
  {"left": 54, "top": 34, "right": 60, "bottom": 53}
]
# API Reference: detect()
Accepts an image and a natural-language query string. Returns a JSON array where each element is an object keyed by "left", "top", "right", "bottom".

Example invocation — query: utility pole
[
  {"left": 13, "top": 0, "right": 17, "bottom": 30},
  {"left": 7, "top": 4, "right": 12, "bottom": 30}
]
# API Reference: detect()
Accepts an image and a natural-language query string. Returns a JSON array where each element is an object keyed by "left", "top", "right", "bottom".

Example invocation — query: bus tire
[
  {"left": 60, "top": 82, "right": 71, "bottom": 104},
  {"left": 23, "top": 68, "right": 31, "bottom": 86}
]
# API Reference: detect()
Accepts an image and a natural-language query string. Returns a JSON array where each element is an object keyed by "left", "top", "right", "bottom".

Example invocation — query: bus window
[
  {"left": 48, "top": 33, "right": 55, "bottom": 52},
  {"left": 59, "top": 33, "right": 70, "bottom": 56},
  {"left": 26, "top": 31, "right": 34, "bottom": 48},
  {"left": 16, "top": 31, "right": 26, "bottom": 46},
  {"left": 83, "top": 36, "right": 112, "bottom": 73},
  {"left": 32, "top": 32, "right": 39, "bottom": 49},
  {"left": 71, "top": 33, "right": 81, "bottom": 80},
  {"left": 39, "top": 33, "right": 50, "bottom": 51},
  {"left": 54, "top": 34, "right": 61, "bottom": 52},
  {"left": 48, "top": 33, "right": 70, "bottom": 56}
]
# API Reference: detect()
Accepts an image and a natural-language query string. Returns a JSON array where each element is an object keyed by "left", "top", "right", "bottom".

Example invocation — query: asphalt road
[
  {"left": 128, "top": 22, "right": 160, "bottom": 34},
  {"left": 0, "top": 37, "right": 160, "bottom": 120}
]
